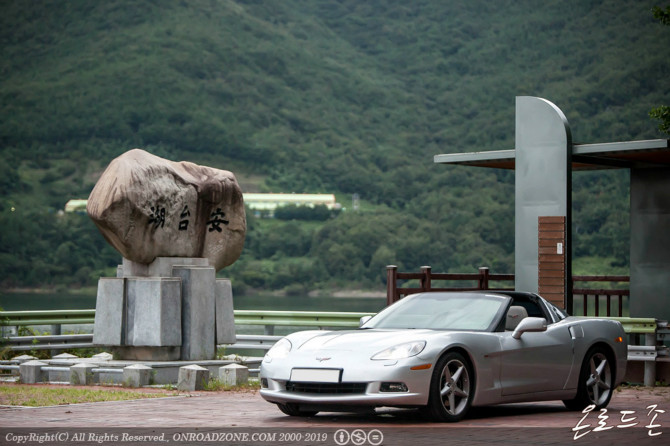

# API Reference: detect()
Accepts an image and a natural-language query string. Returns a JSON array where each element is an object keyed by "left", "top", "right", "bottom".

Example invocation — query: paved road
[{"left": 1, "top": 387, "right": 668, "bottom": 445}]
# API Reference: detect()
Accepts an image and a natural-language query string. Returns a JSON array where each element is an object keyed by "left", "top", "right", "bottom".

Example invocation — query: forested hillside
[{"left": 1, "top": 0, "right": 668, "bottom": 293}]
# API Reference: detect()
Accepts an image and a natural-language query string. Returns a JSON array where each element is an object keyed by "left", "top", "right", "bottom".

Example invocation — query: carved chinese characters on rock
[{"left": 86, "top": 149, "right": 246, "bottom": 271}]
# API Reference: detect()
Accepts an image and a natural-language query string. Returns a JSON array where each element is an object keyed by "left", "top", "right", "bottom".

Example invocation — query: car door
[{"left": 498, "top": 321, "right": 574, "bottom": 396}]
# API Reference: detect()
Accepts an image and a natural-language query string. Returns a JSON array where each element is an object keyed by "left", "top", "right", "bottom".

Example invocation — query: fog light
[
  {"left": 380, "top": 382, "right": 408, "bottom": 393},
  {"left": 261, "top": 378, "right": 269, "bottom": 388}
]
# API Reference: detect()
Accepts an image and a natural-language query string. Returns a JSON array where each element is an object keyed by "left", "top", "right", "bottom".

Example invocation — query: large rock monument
[{"left": 88, "top": 149, "right": 246, "bottom": 360}]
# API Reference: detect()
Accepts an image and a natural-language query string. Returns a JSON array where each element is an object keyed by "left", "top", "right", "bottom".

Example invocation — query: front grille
[{"left": 285, "top": 382, "right": 367, "bottom": 394}]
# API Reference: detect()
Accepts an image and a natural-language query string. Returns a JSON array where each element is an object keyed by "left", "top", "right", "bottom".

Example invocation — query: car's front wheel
[
  {"left": 563, "top": 346, "right": 614, "bottom": 411},
  {"left": 277, "top": 403, "right": 318, "bottom": 417},
  {"left": 422, "top": 351, "right": 474, "bottom": 422}
]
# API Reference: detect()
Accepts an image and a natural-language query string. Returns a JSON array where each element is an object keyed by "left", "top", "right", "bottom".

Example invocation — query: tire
[
  {"left": 277, "top": 403, "right": 318, "bottom": 417},
  {"left": 422, "top": 351, "right": 474, "bottom": 422},
  {"left": 563, "top": 346, "right": 614, "bottom": 411}
]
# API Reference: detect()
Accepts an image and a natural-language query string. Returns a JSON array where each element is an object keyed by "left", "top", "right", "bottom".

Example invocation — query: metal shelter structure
[{"left": 434, "top": 96, "right": 670, "bottom": 320}]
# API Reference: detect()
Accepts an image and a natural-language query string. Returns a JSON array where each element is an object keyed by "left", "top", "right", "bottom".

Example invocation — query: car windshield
[{"left": 363, "top": 292, "right": 509, "bottom": 331}]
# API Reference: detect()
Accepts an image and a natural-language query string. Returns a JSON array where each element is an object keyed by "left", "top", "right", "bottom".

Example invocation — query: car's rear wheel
[
  {"left": 277, "top": 403, "right": 318, "bottom": 417},
  {"left": 563, "top": 346, "right": 613, "bottom": 411},
  {"left": 422, "top": 351, "right": 474, "bottom": 422}
]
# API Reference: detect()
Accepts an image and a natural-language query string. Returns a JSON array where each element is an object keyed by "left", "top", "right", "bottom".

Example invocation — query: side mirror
[
  {"left": 512, "top": 317, "right": 547, "bottom": 340},
  {"left": 359, "top": 315, "right": 373, "bottom": 327}
]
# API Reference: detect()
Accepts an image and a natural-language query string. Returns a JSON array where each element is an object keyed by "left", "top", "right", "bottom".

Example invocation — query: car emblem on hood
[{"left": 316, "top": 357, "right": 331, "bottom": 362}]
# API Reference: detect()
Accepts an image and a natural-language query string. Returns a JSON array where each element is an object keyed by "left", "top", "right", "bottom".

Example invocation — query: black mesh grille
[{"left": 285, "top": 382, "right": 368, "bottom": 394}]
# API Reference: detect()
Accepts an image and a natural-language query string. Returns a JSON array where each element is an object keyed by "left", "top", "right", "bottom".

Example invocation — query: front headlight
[
  {"left": 265, "top": 338, "right": 292, "bottom": 361},
  {"left": 371, "top": 341, "right": 426, "bottom": 360}
]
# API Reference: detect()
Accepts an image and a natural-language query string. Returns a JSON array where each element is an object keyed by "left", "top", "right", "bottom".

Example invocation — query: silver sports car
[{"left": 259, "top": 291, "right": 627, "bottom": 422}]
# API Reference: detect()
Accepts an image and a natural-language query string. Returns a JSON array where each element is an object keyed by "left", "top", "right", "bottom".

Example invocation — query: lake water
[
  {"left": 0, "top": 291, "right": 387, "bottom": 313},
  {"left": 1, "top": 291, "right": 629, "bottom": 318}
]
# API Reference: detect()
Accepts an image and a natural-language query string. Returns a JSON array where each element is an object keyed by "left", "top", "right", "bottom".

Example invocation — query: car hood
[{"left": 294, "top": 329, "right": 435, "bottom": 353}]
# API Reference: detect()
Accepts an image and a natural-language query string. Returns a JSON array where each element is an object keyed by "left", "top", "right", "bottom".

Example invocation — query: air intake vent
[{"left": 286, "top": 382, "right": 367, "bottom": 394}]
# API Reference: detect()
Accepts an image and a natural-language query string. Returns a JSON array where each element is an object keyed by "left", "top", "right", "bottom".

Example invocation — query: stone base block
[
  {"left": 19, "top": 360, "right": 47, "bottom": 384},
  {"left": 70, "top": 363, "right": 97, "bottom": 386},
  {"left": 218, "top": 363, "right": 248, "bottom": 386},
  {"left": 177, "top": 364, "right": 210, "bottom": 391},
  {"left": 95, "top": 276, "right": 182, "bottom": 356},
  {"left": 174, "top": 266, "right": 216, "bottom": 360},
  {"left": 12, "top": 355, "right": 36, "bottom": 376},
  {"left": 123, "top": 364, "right": 153, "bottom": 387},
  {"left": 126, "top": 277, "right": 181, "bottom": 346},
  {"left": 95, "top": 257, "right": 237, "bottom": 362},
  {"left": 216, "top": 279, "right": 237, "bottom": 345},
  {"left": 111, "top": 346, "right": 181, "bottom": 361},
  {"left": 119, "top": 257, "right": 210, "bottom": 278},
  {"left": 93, "top": 278, "right": 126, "bottom": 346}
]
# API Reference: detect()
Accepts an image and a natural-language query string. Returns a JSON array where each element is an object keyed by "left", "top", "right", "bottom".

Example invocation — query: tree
[
  {"left": 650, "top": 106, "right": 670, "bottom": 135},
  {"left": 652, "top": 5, "right": 670, "bottom": 24},
  {"left": 650, "top": 5, "right": 670, "bottom": 135}
]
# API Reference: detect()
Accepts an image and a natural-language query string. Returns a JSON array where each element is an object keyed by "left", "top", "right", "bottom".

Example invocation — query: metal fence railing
[
  {"left": 0, "top": 309, "right": 372, "bottom": 336},
  {"left": 1, "top": 308, "right": 667, "bottom": 386}
]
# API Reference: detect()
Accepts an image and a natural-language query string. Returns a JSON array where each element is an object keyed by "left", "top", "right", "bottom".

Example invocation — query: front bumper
[{"left": 259, "top": 355, "right": 433, "bottom": 408}]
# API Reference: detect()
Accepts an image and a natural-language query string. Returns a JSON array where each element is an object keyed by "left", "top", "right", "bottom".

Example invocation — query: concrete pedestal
[
  {"left": 123, "top": 364, "right": 153, "bottom": 387},
  {"left": 173, "top": 266, "right": 216, "bottom": 360},
  {"left": 219, "top": 363, "right": 249, "bottom": 386},
  {"left": 177, "top": 364, "right": 210, "bottom": 391},
  {"left": 19, "top": 360, "right": 47, "bottom": 384},
  {"left": 70, "top": 363, "right": 96, "bottom": 386},
  {"left": 216, "top": 279, "right": 237, "bottom": 345},
  {"left": 93, "top": 257, "right": 237, "bottom": 361}
]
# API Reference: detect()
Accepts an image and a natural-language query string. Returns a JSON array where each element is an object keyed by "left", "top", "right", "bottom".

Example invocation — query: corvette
[{"left": 259, "top": 291, "right": 627, "bottom": 421}]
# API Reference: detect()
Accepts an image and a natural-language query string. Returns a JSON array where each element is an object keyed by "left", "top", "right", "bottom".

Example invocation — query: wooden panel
[
  {"left": 537, "top": 216, "right": 565, "bottom": 224},
  {"left": 539, "top": 277, "right": 565, "bottom": 286},
  {"left": 538, "top": 270, "right": 565, "bottom": 278},
  {"left": 538, "top": 216, "right": 566, "bottom": 309},
  {"left": 538, "top": 263, "right": 565, "bottom": 271},
  {"left": 539, "top": 246, "right": 564, "bottom": 255},
  {"left": 539, "top": 255, "right": 564, "bottom": 263},
  {"left": 538, "top": 231, "right": 565, "bottom": 240},
  {"left": 538, "top": 223, "right": 565, "bottom": 232}
]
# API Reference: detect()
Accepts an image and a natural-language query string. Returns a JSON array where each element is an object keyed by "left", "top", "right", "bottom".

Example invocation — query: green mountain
[{"left": 1, "top": 0, "right": 668, "bottom": 292}]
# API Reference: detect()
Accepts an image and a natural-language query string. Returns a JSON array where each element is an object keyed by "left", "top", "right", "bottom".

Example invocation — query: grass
[
  {"left": 203, "top": 378, "right": 260, "bottom": 392},
  {"left": 0, "top": 378, "right": 261, "bottom": 407},
  {"left": 0, "top": 384, "right": 179, "bottom": 407}
]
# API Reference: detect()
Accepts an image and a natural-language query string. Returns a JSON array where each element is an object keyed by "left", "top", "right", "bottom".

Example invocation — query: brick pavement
[{"left": 0, "top": 387, "right": 668, "bottom": 445}]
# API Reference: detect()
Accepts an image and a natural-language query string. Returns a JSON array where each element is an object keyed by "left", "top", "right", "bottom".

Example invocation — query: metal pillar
[{"left": 514, "top": 97, "right": 572, "bottom": 307}]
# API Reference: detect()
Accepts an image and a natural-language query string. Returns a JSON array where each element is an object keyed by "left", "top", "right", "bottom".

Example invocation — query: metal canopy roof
[{"left": 433, "top": 139, "right": 670, "bottom": 171}]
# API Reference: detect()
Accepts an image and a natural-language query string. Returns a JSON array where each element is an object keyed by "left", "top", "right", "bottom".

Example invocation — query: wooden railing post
[
  {"left": 478, "top": 267, "right": 489, "bottom": 290},
  {"left": 386, "top": 265, "right": 398, "bottom": 306},
  {"left": 572, "top": 275, "right": 629, "bottom": 317},
  {"left": 420, "top": 266, "right": 432, "bottom": 293}
]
